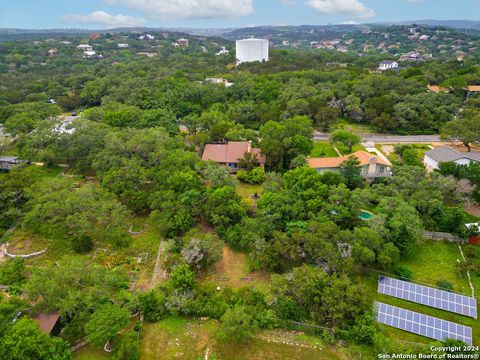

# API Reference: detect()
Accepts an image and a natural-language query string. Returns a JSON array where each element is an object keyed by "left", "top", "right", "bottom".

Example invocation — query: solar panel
[
  {"left": 375, "top": 302, "right": 473, "bottom": 345},
  {"left": 378, "top": 276, "right": 477, "bottom": 319}
]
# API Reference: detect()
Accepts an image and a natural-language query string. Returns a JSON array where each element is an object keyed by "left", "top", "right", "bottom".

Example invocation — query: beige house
[{"left": 308, "top": 151, "right": 392, "bottom": 179}]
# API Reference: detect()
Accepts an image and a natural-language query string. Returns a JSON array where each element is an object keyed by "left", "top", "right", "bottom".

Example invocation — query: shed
[
  {"left": 33, "top": 312, "right": 62, "bottom": 336},
  {"left": 0, "top": 156, "right": 20, "bottom": 171}
]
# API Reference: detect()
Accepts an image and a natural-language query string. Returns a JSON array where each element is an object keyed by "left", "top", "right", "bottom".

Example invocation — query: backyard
[{"left": 358, "top": 240, "right": 480, "bottom": 346}]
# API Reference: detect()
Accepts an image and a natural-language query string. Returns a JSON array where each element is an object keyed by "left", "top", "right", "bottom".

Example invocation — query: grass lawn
[
  {"left": 235, "top": 183, "right": 263, "bottom": 200},
  {"left": 140, "top": 317, "right": 363, "bottom": 360},
  {"left": 335, "top": 143, "right": 365, "bottom": 155},
  {"left": 311, "top": 141, "right": 338, "bottom": 158},
  {"left": 92, "top": 217, "right": 162, "bottom": 291},
  {"left": 16, "top": 215, "right": 162, "bottom": 291},
  {"left": 73, "top": 346, "right": 110, "bottom": 360},
  {"left": 333, "top": 120, "right": 377, "bottom": 135},
  {"left": 357, "top": 240, "right": 480, "bottom": 346},
  {"left": 397, "top": 240, "right": 471, "bottom": 294},
  {"left": 201, "top": 245, "right": 270, "bottom": 291},
  {"left": 5, "top": 230, "right": 50, "bottom": 255}
]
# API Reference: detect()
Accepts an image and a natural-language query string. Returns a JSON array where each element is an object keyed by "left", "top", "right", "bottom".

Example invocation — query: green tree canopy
[
  {"left": 0, "top": 319, "right": 71, "bottom": 360},
  {"left": 85, "top": 303, "right": 130, "bottom": 347},
  {"left": 441, "top": 109, "right": 480, "bottom": 152}
]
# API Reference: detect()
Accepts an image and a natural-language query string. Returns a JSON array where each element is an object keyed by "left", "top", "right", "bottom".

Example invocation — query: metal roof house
[
  {"left": 0, "top": 156, "right": 21, "bottom": 171},
  {"left": 424, "top": 147, "right": 480, "bottom": 171}
]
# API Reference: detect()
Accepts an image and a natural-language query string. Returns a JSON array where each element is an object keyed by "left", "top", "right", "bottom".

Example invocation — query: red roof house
[{"left": 202, "top": 141, "right": 265, "bottom": 170}]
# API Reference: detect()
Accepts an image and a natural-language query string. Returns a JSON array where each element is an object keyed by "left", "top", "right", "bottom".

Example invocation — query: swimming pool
[{"left": 359, "top": 210, "right": 374, "bottom": 221}]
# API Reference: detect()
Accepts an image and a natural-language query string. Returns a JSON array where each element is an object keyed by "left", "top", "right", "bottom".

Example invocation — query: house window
[{"left": 379, "top": 166, "right": 385, "bottom": 174}]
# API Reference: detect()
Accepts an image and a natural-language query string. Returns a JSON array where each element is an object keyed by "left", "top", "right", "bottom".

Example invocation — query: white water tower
[{"left": 236, "top": 38, "right": 269, "bottom": 65}]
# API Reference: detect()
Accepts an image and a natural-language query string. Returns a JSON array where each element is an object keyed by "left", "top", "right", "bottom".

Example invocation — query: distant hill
[
  {"left": 376, "top": 20, "right": 480, "bottom": 31},
  {"left": 1, "top": 20, "right": 479, "bottom": 40},
  {"left": 221, "top": 24, "right": 368, "bottom": 41}
]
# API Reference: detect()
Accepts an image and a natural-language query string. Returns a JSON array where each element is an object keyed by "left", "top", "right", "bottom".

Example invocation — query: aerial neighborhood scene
[{"left": 3, "top": 0, "right": 480, "bottom": 359}]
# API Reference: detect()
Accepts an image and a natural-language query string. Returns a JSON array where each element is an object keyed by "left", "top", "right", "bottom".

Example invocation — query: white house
[
  {"left": 423, "top": 147, "right": 480, "bottom": 171},
  {"left": 216, "top": 47, "right": 229, "bottom": 56},
  {"left": 399, "top": 52, "right": 423, "bottom": 62},
  {"left": 76, "top": 44, "right": 93, "bottom": 51},
  {"left": 177, "top": 38, "right": 189, "bottom": 48},
  {"left": 83, "top": 50, "right": 98, "bottom": 59},
  {"left": 117, "top": 43, "right": 129, "bottom": 48},
  {"left": 378, "top": 60, "right": 399, "bottom": 71},
  {"left": 205, "top": 78, "right": 234, "bottom": 87},
  {"left": 139, "top": 34, "right": 155, "bottom": 41}
]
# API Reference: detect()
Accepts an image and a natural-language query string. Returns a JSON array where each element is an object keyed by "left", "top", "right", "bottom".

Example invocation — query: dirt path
[
  {"left": 0, "top": 244, "right": 6, "bottom": 263},
  {"left": 149, "top": 239, "right": 165, "bottom": 289},
  {"left": 465, "top": 205, "right": 480, "bottom": 218}
]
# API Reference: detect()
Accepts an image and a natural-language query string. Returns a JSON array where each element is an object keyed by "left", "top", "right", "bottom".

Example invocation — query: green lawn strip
[
  {"left": 333, "top": 120, "right": 377, "bottom": 135},
  {"left": 396, "top": 240, "right": 471, "bottom": 294},
  {"left": 235, "top": 183, "right": 263, "bottom": 200},
  {"left": 72, "top": 346, "right": 111, "bottom": 360},
  {"left": 336, "top": 143, "right": 365, "bottom": 155},
  {"left": 311, "top": 141, "right": 338, "bottom": 158},
  {"left": 140, "top": 317, "right": 347, "bottom": 360}
]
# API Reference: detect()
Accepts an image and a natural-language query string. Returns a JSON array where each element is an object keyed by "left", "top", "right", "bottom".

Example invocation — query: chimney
[{"left": 248, "top": 141, "right": 252, "bottom": 153}]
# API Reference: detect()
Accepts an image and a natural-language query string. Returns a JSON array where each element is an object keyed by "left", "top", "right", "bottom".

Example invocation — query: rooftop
[
  {"left": 425, "top": 147, "right": 480, "bottom": 162},
  {"left": 202, "top": 142, "right": 265, "bottom": 164},
  {"left": 33, "top": 312, "right": 60, "bottom": 334},
  {"left": 467, "top": 85, "right": 480, "bottom": 92},
  {"left": 0, "top": 156, "right": 18, "bottom": 162},
  {"left": 380, "top": 60, "right": 397, "bottom": 64},
  {"left": 428, "top": 84, "right": 451, "bottom": 93},
  {"left": 308, "top": 151, "right": 391, "bottom": 169}
]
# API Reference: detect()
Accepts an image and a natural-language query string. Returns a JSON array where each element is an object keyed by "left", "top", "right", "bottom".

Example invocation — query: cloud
[
  {"left": 62, "top": 11, "right": 145, "bottom": 27},
  {"left": 104, "top": 0, "right": 254, "bottom": 19},
  {"left": 305, "top": 0, "right": 375, "bottom": 18}
]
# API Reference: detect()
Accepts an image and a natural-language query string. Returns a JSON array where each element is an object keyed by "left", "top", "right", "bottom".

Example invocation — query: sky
[{"left": 0, "top": 0, "right": 479, "bottom": 29}]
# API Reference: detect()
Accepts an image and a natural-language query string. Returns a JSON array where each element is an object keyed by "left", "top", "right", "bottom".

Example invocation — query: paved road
[{"left": 313, "top": 131, "right": 441, "bottom": 143}]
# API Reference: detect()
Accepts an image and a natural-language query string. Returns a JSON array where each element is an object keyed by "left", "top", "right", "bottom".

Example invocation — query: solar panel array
[
  {"left": 378, "top": 276, "right": 477, "bottom": 319},
  {"left": 375, "top": 302, "right": 473, "bottom": 346}
]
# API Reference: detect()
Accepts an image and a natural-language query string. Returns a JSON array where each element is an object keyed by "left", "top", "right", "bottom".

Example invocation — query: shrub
[
  {"left": 139, "top": 291, "right": 167, "bottom": 322},
  {"left": 71, "top": 234, "right": 94, "bottom": 253},
  {"left": 217, "top": 305, "right": 258, "bottom": 342},
  {"left": 394, "top": 266, "right": 413, "bottom": 280},
  {"left": 0, "top": 258, "right": 25, "bottom": 286},
  {"left": 436, "top": 207, "right": 467, "bottom": 236},
  {"left": 167, "top": 263, "right": 196, "bottom": 292},
  {"left": 237, "top": 167, "right": 266, "bottom": 185},
  {"left": 114, "top": 331, "right": 140, "bottom": 360}
]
